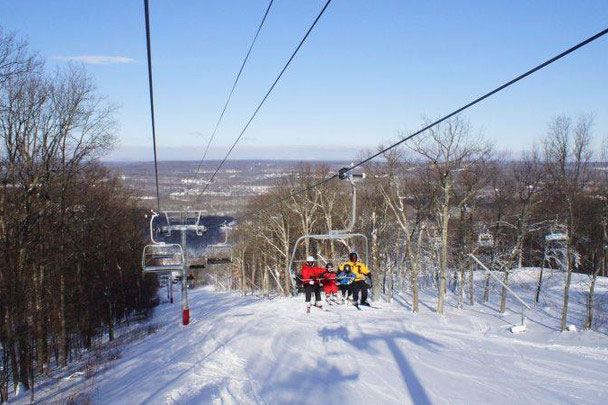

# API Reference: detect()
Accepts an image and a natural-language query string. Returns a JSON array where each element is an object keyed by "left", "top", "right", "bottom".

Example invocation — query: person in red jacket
[
  {"left": 322, "top": 263, "right": 339, "bottom": 304},
  {"left": 301, "top": 256, "right": 325, "bottom": 311}
]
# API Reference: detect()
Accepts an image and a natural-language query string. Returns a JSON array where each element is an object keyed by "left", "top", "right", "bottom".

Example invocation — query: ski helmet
[
  {"left": 343, "top": 264, "right": 351, "bottom": 272},
  {"left": 326, "top": 262, "right": 335, "bottom": 271},
  {"left": 349, "top": 252, "right": 358, "bottom": 261},
  {"left": 306, "top": 256, "right": 315, "bottom": 264}
]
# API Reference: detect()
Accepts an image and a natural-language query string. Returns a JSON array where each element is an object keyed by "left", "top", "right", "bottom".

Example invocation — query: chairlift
[
  {"left": 146, "top": 210, "right": 209, "bottom": 268},
  {"left": 478, "top": 232, "right": 494, "bottom": 248},
  {"left": 155, "top": 210, "right": 207, "bottom": 237},
  {"left": 545, "top": 229, "right": 568, "bottom": 242},
  {"left": 142, "top": 243, "right": 184, "bottom": 272},
  {"left": 288, "top": 170, "right": 368, "bottom": 291},
  {"left": 205, "top": 224, "right": 233, "bottom": 265},
  {"left": 189, "top": 256, "right": 207, "bottom": 269}
]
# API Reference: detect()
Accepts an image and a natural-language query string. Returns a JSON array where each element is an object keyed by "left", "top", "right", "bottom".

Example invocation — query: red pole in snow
[{"left": 181, "top": 228, "right": 190, "bottom": 325}]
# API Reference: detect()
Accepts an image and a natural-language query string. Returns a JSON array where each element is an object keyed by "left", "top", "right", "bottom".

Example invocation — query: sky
[{"left": 2, "top": 0, "right": 607, "bottom": 161}]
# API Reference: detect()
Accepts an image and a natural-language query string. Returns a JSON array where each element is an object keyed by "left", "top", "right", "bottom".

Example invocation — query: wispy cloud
[{"left": 52, "top": 55, "right": 135, "bottom": 65}]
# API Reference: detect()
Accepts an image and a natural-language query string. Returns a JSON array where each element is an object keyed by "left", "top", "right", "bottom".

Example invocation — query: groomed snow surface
[{"left": 18, "top": 269, "right": 608, "bottom": 404}]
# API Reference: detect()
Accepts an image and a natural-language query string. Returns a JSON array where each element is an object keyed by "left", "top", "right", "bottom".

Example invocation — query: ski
[
  {"left": 312, "top": 305, "right": 330, "bottom": 312},
  {"left": 353, "top": 303, "right": 362, "bottom": 310},
  {"left": 359, "top": 303, "right": 381, "bottom": 309}
]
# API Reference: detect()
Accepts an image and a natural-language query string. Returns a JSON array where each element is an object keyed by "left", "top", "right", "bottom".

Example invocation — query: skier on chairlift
[
  {"left": 341, "top": 252, "right": 371, "bottom": 307},
  {"left": 301, "top": 256, "right": 325, "bottom": 312},
  {"left": 337, "top": 263, "right": 356, "bottom": 304},
  {"left": 322, "top": 262, "right": 339, "bottom": 304}
]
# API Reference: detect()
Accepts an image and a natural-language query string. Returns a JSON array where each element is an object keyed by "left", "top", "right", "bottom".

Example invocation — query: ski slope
[{"left": 20, "top": 270, "right": 608, "bottom": 404}]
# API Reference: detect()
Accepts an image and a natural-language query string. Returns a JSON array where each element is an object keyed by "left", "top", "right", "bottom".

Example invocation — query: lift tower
[{"left": 142, "top": 211, "right": 207, "bottom": 325}]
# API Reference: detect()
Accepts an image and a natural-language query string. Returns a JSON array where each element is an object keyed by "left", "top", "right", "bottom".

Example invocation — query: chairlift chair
[
  {"left": 288, "top": 170, "right": 368, "bottom": 291},
  {"left": 145, "top": 210, "right": 209, "bottom": 268},
  {"left": 206, "top": 244, "right": 233, "bottom": 265},
  {"left": 545, "top": 231, "right": 568, "bottom": 242},
  {"left": 478, "top": 232, "right": 494, "bottom": 248},
  {"left": 142, "top": 243, "right": 184, "bottom": 272},
  {"left": 157, "top": 210, "right": 206, "bottom": 237},
  {"left": 189, "top": 256, "right": 207, "bottom": 269},
  {"left": 205, "top": 223, "right": 233, "bottom": 265}
]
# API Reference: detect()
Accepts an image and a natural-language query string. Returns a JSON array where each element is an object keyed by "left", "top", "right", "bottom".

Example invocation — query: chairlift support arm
[{"left": 334, "top": 170, "right": 365, "bottom": 234}]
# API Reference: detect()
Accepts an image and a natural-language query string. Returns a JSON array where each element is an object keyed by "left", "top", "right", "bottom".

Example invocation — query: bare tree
[
  {"left": 378, "top": 150, "right": 426, "bottom": 311},
  {"left": 543, "top": 114, "right": 593, "bottom": 331},
  {"left": 0, "top": 28, "right": 40, "bottom": 85},
  {"left": 408, "top": 116, "right": 492, "bottom": 314},
  {"left": 0, "top": 29, "right": 154, "bottom": 402}
]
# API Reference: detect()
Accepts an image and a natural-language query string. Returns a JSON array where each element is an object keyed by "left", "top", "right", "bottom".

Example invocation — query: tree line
[
  {"left": 226, "top": 113, "right": 606, "bottom": 333},
  {"left": 0, "top": 29, "right": 157, "bottom": 402}
]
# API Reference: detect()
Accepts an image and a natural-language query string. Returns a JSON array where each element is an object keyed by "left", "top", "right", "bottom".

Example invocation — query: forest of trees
[
  {"left": 0, "top": 29, "right": 157, "bottom": 402},
  {"left": 1, "top": 22, "right": 606, "bottom": 404},
  {"left": 224, "top": 113, "right": 607, "bottom": 333}
]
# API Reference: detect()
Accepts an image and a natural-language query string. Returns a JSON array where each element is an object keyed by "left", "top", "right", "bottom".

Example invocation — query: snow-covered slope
[{"left": 20, "top": 270, "right": 608, "bottom": 404}]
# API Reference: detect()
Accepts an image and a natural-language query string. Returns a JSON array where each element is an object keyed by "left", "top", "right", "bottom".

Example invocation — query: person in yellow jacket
[{"left": 340, "top": 252, "right": 371, "bottom": 306}]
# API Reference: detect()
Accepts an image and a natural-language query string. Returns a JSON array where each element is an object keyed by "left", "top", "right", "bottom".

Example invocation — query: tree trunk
[
  {"left": 499, "top": 271, "right": 509, "bottom": 313},
  {"left": 241, "top": 260, "right": 246, "bottom": 296},
  {"left": 536, "top": 249, "right": 546, "bottom": 304},
  {"left": 60, "top": 272, "right": 68, "bottom": 368},
  {"left": 34, "top": 265, "right": 45, "bottom": 373},
  {"left": 283, "top": 255, "right": 291, "bottom": 296},
  {"left": 560, "top": 243, "right": 573, "bottom": 331},
  {"left": 371, "top": 213, "right": 381, "bottom": 300},
  {"left": 586, "top": 271, "right": 598, "bottom": 330},
  {"left": 456, "top": 270, "right": 462, "bottom": 309},
  {"left": 263, "top": 265, "right": 269, "bottom": 297},
  {"left": 387, "top": 265, "right": 394, "bottom": 304},
  {"left": 411, "top": 227, "right": 424, "bottom": 312},
  {"left": 437, "top": 196, "right": 450, "bottom": 314},
  {"left": 468, "top": 261, "right": 474, "bottom": 305}
]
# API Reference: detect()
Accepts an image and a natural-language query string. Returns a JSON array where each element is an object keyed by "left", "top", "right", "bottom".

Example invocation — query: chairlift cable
[
  {"left": 203, "top": 26, "right": 608, "bottom": 232},
  {"left": 187, "top": 0, "right": 275, "bottom": 187},
  {"left": 338, "top": 26, "right": 608, "bottom": 178},
  {"left": 144, "top": 0, "right": 162, "bottom": 212},
  {"left": 194, "top": 0, "right": 334, "bottom": 204}
]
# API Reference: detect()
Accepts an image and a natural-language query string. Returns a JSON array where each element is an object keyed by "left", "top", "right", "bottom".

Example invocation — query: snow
[{"left": 16, "top": 269, "right": 608, "bottom": 404}]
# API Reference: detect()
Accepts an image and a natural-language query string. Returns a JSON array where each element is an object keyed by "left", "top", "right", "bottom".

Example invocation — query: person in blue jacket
[{"left": 337, "top": 264, "right": 356, "bottom": 304}]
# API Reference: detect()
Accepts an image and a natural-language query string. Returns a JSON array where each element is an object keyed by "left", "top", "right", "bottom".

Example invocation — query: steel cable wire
[{"left": 207, "top": 26, "right": 608, "bottom": 232}]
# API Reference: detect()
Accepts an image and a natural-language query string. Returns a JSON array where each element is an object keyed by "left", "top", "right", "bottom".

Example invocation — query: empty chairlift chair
[
  {"left": 142, "top": 210, "right": 207, "bottom": 272},
  {"left": 142, "top": 243, "right": 184, "bottom": 272},
  {"left": 545, "top": 228, "right": 568, "bottom": 242},
  {"left": 205, "top": 244, "right": 233, "bottom": 265},
  {"left": 205, "top": 224, "right": 233, "bottom": 265},
  {"left": 478, "top": 232, "right": 494, "bottom": 248}
]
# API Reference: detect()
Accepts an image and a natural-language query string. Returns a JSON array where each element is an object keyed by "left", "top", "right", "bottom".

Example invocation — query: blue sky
[{"left": 2, "top": 0, "right": 607, "bottom": 161}]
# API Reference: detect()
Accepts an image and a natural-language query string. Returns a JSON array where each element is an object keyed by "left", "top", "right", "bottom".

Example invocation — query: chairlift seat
[
  {"left": 478, "top": 233, "right": 494, "bottom": 248},
  {"left": 206, "top": 257, "right": 233, "bottom": 265},
  {"left": 142, "top": 244, "right": 184, "bottom": 272},
  {"left": 189, "top": 256, "right": 207, "bottom": 269},
  {"left": 205, "top": 243, "right": 233, "bottom": 265},
  {"left": 545, "top": 232, "right": 568, "bottom": 242}
]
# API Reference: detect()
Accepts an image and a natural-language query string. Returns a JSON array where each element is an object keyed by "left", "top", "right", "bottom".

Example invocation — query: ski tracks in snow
[{"left": 21, "top": 288, "right": 608, "bottom": 405}]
